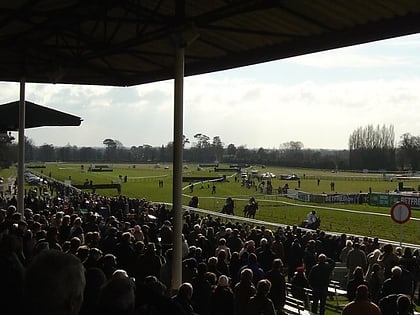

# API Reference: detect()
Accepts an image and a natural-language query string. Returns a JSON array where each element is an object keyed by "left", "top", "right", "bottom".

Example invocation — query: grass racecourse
[{"left": 4, "top": 162, "right": 418, "bottom": 246}]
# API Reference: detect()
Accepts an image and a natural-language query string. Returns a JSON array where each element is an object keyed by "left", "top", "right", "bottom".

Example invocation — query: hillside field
[{"left": 2, "top": 162, "right": 420, "bottom": 245}]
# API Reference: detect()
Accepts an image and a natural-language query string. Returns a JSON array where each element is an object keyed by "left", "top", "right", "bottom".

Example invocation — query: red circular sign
[{"left": 390, "top": 201, "right": 411, "bottom": 224}]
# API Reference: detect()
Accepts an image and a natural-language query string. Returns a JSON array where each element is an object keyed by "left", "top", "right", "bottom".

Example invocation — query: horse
[
  {"left": 243, "top": 201, "right": 258, "bottom": 218},
  {"left": 221, "top": 197, "right": 234, "bottom": 215},
  {"left": 300, "top": 217, "right": 321, "bottom": 230}
]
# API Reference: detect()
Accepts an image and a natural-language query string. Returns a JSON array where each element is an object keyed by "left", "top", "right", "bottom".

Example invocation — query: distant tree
[
  {"left": 280, "top": 141, "right": 304, "bottom": 166},
  {"left": 79, "top": 146, "right": 98, "bottom": 161},
  {"left": 397, "top": 133, "right": 420, "bottom": 170},
  {"left": 142, "top": 144, "right": 155, "bottom": 161},
  {"left": 193, "top": 133, "right": 210, "bottom": 149},
  {"left": 0, "top": 132, "right": 14, "bottom": 168},
  {"left": 348, "top": 124, "right": 395, "bottom": 170},
  {"left": 211, "top": 136, "right": 224, "bottom": 162},
  {"left": 103, "top": 138, "right": 118, "bottom": 162},
  {"left": 282, "top": 141, "right": 304, "bottom": 151},
  {"left": 191, "top": 133, "right": 211, "bottom": 162},
  {"left": 226, "top": 143, "right": 236, "bottom": 156},
  {"left": 25, "top": 137, "right": 35, "bottom": 161},
  {"left": 37, "top": 144, "right": 55, "bottom": 162}
]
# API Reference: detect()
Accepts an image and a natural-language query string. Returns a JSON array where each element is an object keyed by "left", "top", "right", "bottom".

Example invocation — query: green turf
[{"left": 2, "top": 163, "right": 420, "bottom": 244}]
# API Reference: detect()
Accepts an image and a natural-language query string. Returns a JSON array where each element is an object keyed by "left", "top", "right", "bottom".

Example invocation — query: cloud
[{"left": 4, "top": 34, "right": 420, "bottom": 150}]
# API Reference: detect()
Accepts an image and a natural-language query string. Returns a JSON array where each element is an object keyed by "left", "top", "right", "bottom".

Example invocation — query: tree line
[{"left": 1, "top": 127, "right": 420, "bottom": 171}]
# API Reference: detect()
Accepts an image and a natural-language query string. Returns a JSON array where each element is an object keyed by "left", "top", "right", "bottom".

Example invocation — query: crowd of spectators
[{"left": 0, "top": 187, "right": 419, "bottom": 315}]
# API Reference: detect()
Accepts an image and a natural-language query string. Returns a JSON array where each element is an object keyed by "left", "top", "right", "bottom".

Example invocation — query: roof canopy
[
  {"left": 1, "top": 1, "right": 420, "bottom": 87},
  {"left": 0, "top": 101, "right": 82, "bottom": 131}
]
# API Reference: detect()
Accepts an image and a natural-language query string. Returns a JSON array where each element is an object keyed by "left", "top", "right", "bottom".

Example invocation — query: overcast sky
[{"left": 2, "top": 33, "right": 420, "bottom": 150}]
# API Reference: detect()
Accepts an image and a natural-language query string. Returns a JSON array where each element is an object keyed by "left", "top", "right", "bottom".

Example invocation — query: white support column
[
  {"left": 172, "top": 46, "right": 185, "bottom": 292},
  {"left": 17, "top": 79, "right": 26, "bottom": 214}
]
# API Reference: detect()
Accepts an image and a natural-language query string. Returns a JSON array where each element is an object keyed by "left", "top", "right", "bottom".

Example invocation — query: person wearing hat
[
  {"left": 234, "top": 268, "right": 256, "bottom": 315},
  {"left": 308, "top": 253, "right": 335, "bottom": 315},
  {"left": 210, "top": 275, "right": 234, "bottom": 315},
  {"left": 264, "top": 259, "right": 285, "bottom": 312},
  {"left": 247, "top": 279, "right": 276, "bottom": 315},
  {"left": 290, "top": 266, "right": 310, "bottom": 306},
  {"left": 342, "top": 284, "right": 381, "bottom": 315}
]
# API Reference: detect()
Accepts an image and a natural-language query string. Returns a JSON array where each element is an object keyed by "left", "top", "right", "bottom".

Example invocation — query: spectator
[
  {"left": 308, "top": 253, "right": 335, "bottom": 315},
  {"left": 265, "top": 258, "right": 286, "bottom": 312},
  {"left": 381, "top": 265, "right": 412, "bottom": 298},
  {"left": 239, "top": 252, "right": 265, "bottom": 285},
  {"left": 342, "top": 284, "right": 381, "bottom": 315},
  {"left": 114, "top": 231, "right": 136, "bottom": 275},
  {"left": 234, "top": 268, "right": 256, "bottom": 315},
  {"left": 135, "top": 241, "right": 162, "bottom": 281},
  {"left": 215, "top": 237, "right": 231, "bottom": 263},
  {"left": 365, "top": 248, "right": 381, "bottom": 281},
  {"left": 379, "top": 294, "right": 415, "bottom": 315},
  {"left": 339, "top": 239, "right": 353, "bottom": 264},
  {"left": 247, "top": 279, "right": 276, "bottom": 315},
  {"left": 191, "top": 262, "right": 212, "bottom": 315},
  {"left": 96, "top": 275, "right": 136, "bottom": 315},
  {"left": 367, "top": 263, "right": 384, "bottom": 304},
  {"left": 346, "top": 266, "right": 368, "bottom": 301},
  {"left": 80, "top": 267, "right": 107, "bottom": 315},
  {"left": 396, "top": 294, "right": 414, "bottom": 315},
  {"left": 216, "top": 249, "right": 230, "bottom": 276},
  {"left": 346, "top": 241, "right": 367, "bottom": 279},
  {"left": 172, "top": 282, "right": 195, "bottom": 315},
  {"left": 210, "top": 275, "right": 234, "bottom": 315},
  {"left": 70, "top": 217, "right": 85, "bottom": 244},
  {"left": 23, "top": 249, "right": 86, "bottom": 315},
  {"left": 286, "top": 238, "right": 304, "bottom": 281},
  {"left": 378, "top": 243, "right": 400, "bottom": 280},
  {"left": 256, "top": 237, "right": 275, "bottom": 273},
  {"left": 0, "top": 232, "right": 25, "bottom": 315},
  {"left": 290, "top": 266, "right": 310, "bottom": 306},
  {"left": 229, "top": 251, "right": 242, "bottom": 285}
]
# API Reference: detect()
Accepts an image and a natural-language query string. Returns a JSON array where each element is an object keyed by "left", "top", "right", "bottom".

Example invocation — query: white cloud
[{"left": 3, "top": 34, "right": 420, "bottom": 150}]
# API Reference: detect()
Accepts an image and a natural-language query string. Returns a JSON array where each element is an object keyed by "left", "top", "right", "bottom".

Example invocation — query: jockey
[
  {"left": 306, "top": 210, "right": 318, "bottom": 228},
  {"left": 249, "top": 196, "right": 256, "bottom": 205}
]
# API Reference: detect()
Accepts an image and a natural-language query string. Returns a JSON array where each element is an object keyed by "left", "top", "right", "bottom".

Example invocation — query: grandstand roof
[{"left": 0, "top": 1, "right": 419, "bottom": 86}]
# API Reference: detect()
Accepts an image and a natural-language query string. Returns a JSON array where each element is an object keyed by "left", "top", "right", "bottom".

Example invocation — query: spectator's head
[
  {"left": 197, "top": 262, "right": 208, "bottom": 276},
  {"left": 256, "top": 279, "right": 271, "bottom": 296},
  {"left": 248, "top": 253, "right": 258, "bottom": 264},
  {"left": 403, "top": 247, "right": 413, "bottom": 258},
  {"left": 177, "top": 282, "right": 193, "bottom": 300},
  {"left": 218, "top": 275, "right": 229, "bottom": 287},
  {"left": 260, "top": 237, "right": 268, "bottom": 247},
  {"left": 272, "top": 258, "right": 283, "bottom": 270},
  {"left": 208, "top": 256, "right": 218, "bottom": 267},
  {"left": 240, "top": 268, "right": 253, "bottom": 283},
  {"left": 383, "top": 243, "right": 394, "bottom": 254},
  {"left": 96, "top": 276, "right": 136, "bottom": 315},
  {"left": 70, "top": 237, "right": 81, "bottom": 251},
  {"left": 217, "top": 249, "right": 227, "bottom": 262},
  {"left": 317, "top": 253, "right": 326, "bottom": 263},
  {"left": 353, "top": 266, "right": 365, "bottom": 281},
  {"left": 144, "top": 275, "right": 166, "bottom": 296},
  {"left": 112, "top": 269, "right": 129, "bottom": 279},
  {"left": 24, "top": 250, "right": 86, "bottom": 315},
  {"left": 397, "top": 295, "right": 412, "bottom": 315},
  {"left": 391, "top": 266, "right": 402, "bottom": 278},
  {"left": 354, "top": 284, "right": 369, "bottom": 300},
  {"left": 372, "top": 263, "right": 382, "bottom": 274},
  {"left": 120, "top": 231, "right": 132, "bottom": 244}
]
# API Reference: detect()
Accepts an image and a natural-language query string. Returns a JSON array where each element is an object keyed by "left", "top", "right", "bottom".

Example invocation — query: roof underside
[{"left": 1, "top": 0, "right": 420, "bottom": 86}]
